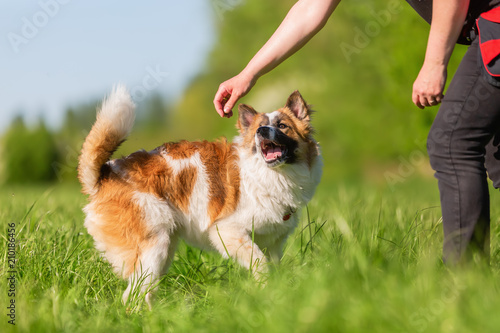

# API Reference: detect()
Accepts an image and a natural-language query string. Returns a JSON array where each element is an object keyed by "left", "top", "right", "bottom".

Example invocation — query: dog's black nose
[{"left": 257, "top": 126, "right": 270, "bottom": 136}]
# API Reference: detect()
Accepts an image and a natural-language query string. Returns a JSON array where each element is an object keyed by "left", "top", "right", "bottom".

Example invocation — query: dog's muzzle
[{"left": 257, "top": 126, "right": 289, "bottom": 166}]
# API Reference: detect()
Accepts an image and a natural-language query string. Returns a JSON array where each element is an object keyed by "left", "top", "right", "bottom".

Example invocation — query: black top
[{"left": 406, "top": 0, "right": 500, "bottom": 44}]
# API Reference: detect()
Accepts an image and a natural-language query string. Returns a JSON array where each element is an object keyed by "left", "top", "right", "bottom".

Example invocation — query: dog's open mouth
[{"left": 260, "top": 139, "right": 287, "bottom": 164}]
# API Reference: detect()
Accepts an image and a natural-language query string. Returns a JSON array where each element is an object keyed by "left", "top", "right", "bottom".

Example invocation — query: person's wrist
[
  {"left": 240, "top": 67, "right": 259, "bottom": 86},
  {"left": 423, "top": 47, "right": 451, "bottom": 68},
  {"left": 421, "top": 59, "right": 447, "bottom": 75}
]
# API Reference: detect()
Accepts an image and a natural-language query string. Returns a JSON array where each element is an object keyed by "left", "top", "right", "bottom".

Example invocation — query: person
[{"left": 213, "top": 0, "right": 500, "bottom": 264}]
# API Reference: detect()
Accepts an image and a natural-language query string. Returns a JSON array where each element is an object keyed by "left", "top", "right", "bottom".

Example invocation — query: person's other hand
[
  {"left": 214, "top": 73, "right": 256, "bottom": 118},
  {"left": 412, "top": 62, "right": 447, "bottom": 109}
]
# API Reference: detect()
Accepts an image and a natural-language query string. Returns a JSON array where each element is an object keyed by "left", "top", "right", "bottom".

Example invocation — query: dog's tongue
[{"left": 266, "top": 145, "right": 282, "bottom": 160}]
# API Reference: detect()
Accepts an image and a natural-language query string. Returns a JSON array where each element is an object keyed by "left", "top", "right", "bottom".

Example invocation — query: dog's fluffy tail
[{"left": 78, "top": 85, "right": 135, "bottom": 195}]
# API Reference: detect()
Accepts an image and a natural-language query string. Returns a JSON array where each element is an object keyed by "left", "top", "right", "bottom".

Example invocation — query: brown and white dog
[{"left": 78, "top": 86, "right": 322, "bottom": 306}]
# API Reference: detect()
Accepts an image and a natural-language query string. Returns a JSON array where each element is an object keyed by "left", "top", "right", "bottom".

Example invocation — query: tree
[{"left": 2, "top": 116, "right": 59, "bottom": 183}]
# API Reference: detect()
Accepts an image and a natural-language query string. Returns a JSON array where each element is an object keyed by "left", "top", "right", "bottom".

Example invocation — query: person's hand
[
  {"left": 412, "top": 62, "right": 447, "bottom": 109},
  {"left": 214, "top": 72, "right": 256, "bottom": 118}
]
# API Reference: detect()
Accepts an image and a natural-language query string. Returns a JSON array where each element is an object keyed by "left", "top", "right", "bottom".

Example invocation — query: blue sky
[{"left": 0, "top": 0, "right": 219, "bottom": 132}]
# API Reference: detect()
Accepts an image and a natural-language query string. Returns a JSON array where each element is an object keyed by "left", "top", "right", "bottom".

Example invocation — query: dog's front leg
[
  {"left": 208, "top": 223, "right": 268, "bottom": 279},
  {"left": 266, "top": 233, "right": 288, "bottom": 266},
  {"left": 266, "top": 215, "right": 298, "bottom": 266}
]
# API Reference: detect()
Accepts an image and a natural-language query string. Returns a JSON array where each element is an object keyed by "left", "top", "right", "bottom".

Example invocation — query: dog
[{"left": 78, "top": 85, "right": 322, "bottom": 307}]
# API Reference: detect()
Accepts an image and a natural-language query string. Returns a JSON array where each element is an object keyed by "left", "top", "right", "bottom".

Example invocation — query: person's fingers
[
  {"left": 423, "top": 95, "right": 434, "bottom": 108},
  {"left": 214, "top": 85, "right": 231, "bottom": 117},
  {"left": 413, "top": 90, "right": 445, "bottom": 109},
  {"left": 412, "top": 91, "right": 425, "bottom": 109},
  {"left": 222, "top": 93, "right": 240, "bottom": 118},
  {"left": 434, "top": 93, "right": 443, "bottom": 105},
  {"left": 214, "top": 99, "right": 225, "bottom": 117},
  {"left": 425, "top": 93, "right": 443, "bottom": 107},
  {"left": 417, "top": 94, "right": 427, "bottom": 109}
]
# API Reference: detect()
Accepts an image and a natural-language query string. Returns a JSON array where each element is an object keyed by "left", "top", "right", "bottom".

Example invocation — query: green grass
[{"left": 2, "top": 177, "right": 500, "bottom": 333}]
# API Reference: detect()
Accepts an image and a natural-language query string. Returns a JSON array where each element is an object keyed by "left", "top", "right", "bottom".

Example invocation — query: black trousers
[{"left": 427, "top": 37, "right": 500, "bottom": 264}]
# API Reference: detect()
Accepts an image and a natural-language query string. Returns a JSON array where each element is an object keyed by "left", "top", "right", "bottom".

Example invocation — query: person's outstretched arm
[
  {"left": 214, "top": 0, "right": 340, "bottom": 118},
  {"left": 412, "top": 0, "right": 470, "bottom": 109}
]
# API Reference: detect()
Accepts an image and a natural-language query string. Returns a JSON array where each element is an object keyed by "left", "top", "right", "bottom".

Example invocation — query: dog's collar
[{"left": 283, "top": 208, "right": 296, "bottom": 221}]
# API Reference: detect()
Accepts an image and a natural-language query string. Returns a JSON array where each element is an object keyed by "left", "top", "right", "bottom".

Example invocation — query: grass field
[{"left": 2, "top": 177, "right": 500, "bottom": 333}]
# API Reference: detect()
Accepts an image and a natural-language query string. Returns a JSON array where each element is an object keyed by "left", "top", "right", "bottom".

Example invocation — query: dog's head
[{"left": 237, "top": 90, "right": 318, "bottom": 168}]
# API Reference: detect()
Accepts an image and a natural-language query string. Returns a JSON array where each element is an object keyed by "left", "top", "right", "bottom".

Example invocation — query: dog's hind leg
[
  {"left": 208, "top": 223, "right": 268, "bottom": 279},
  {"left": 121, "top": 191, "right": 180, "bottom": 309},
  {"left": 122, "top": 233, "right": 179, "bottom": 310}
]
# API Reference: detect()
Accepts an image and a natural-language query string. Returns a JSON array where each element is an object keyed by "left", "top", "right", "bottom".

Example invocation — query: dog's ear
[
  {"left": 237, "top": 104, "right": 258, "bottom": 131},
  {"left": 285, "top": 90, "right": 311, "bottom": 121}
]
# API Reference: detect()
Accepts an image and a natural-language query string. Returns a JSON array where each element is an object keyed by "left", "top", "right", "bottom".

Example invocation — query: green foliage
[
  {"left": 2, "top": 180, "right": 500, "bottom": 332},
  {"left": 51, "top": 101, "right": 102, "bottom": 184},
  {"left": 1, "top": 117, "right": 59, "bottom": 184},
  {"left": 134, "top": 92, "right": 171, "bottom": 132},
  {"left": 0, "top": 94, "right": 173, "bottom": 185}
]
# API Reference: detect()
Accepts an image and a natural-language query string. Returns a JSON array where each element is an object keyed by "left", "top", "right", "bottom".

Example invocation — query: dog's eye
[{"left": 278, "top": 123, "right": 288, "bottom": 129}]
